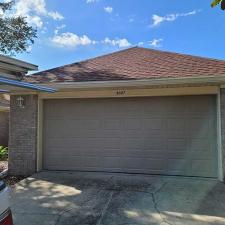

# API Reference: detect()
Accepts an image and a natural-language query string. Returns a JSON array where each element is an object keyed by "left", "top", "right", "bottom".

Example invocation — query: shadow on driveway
[{"left": 9, "top": 171, "right": 225, "bottom": 225}]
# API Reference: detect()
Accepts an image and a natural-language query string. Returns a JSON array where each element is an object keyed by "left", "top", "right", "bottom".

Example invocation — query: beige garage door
[{"left": 43, "top": 95, "right": 217, "bottom": 177}]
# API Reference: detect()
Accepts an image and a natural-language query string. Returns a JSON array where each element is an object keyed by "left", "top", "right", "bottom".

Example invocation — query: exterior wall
[
  {"left": 7, "top": 87, "right": 223, "bottom": 178},
  {"left": 220, "top": 89, "right": 225, "bottom": 178},
  {"left": 8, "top": 95, "right": 38, "bottom": 176},
  {"left": 0, "top": 111, "right": 9, "bottom": 146}
]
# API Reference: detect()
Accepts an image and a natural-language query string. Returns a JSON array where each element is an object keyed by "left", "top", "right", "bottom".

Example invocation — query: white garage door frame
[{"left": 36, "top": 85, "right": 223, "bottom": 181}]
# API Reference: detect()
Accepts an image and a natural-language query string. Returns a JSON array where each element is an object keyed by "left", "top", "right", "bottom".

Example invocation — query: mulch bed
[
  {"left": 0, "top": 161, "right": 8, "bottom": 172},
  {"left": 0, "top": 161, "right": 27, "bottom": 186},
  {"left": 2, "top": 176, "right": 27, "bottom": 187}
]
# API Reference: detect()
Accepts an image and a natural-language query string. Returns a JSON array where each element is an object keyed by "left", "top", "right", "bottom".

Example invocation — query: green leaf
[
  {"left": 211, "top": 0, "right": 222, "bottom": 7},
  {"left": 221, "top": 0, "right": 225, "bottom": 9},
  {"left": 0, "top": 146, "right": 8, "bottom": 160},
  {"left": 0, "top": 1, "right": 37, "bottom": 55}
]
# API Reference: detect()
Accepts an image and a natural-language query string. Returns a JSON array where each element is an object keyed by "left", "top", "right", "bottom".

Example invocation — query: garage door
[{"left": 43, "top": 95, "right": 217, "bottom": 177}]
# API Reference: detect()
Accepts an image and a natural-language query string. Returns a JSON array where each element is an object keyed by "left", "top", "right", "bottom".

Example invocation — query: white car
[{"left": 0, "top": 181, "right": 13, "bottom": 225}]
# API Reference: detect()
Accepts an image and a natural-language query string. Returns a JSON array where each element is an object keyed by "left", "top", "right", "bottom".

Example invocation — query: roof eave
[
  {"left": 32, "top": 75, "right": 225, "bottom": 90},
  {"left": 0, "top": 77, "right": 56, "bottom": 93},
  {"left": 0, "top": 55, "right": 38, "bottom": 71}
]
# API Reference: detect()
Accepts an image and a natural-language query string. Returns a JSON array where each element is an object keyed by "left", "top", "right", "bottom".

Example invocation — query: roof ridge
[
  {"left": 136, "top": 46, "right": 225, "bottom": 63},
  {"left": 30, "top": 47, "right": 137, "bottom": 76}
]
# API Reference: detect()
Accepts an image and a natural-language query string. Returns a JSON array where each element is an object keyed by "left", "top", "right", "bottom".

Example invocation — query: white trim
[
  {"left": 35, "top": 76, "right": 225, "bottom": 90},
  {"left": 0, "top": 62, "right": 28, "bottom": 73},
  {"left": 0, "top": 55, "right": 37, "bottom": 71},
  {"left": 37, "top": 98, "right": 43, "bottom": 172},
  {"left": 39, "top": 86, "right": 219, "bottom": 99},
  {"left": 217, "top": 90, "right": 224, "bottom": 181}
]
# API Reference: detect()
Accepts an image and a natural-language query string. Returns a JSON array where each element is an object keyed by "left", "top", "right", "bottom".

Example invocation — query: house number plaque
[{"left": 116, "top": 90, "right": 126, "bottom": 96}]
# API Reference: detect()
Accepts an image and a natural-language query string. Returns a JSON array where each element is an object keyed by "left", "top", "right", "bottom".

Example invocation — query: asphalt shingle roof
[{"left": 25, "top": 47, "right": 225, "bottom": 83}]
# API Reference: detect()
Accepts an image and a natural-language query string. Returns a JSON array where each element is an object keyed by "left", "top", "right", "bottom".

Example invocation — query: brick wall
[
  {"left": 0, "top": 111, "right": 9, "bottom": 146},
  {"left": 8, "top": 95, "right": 38, "bottom": 176}
]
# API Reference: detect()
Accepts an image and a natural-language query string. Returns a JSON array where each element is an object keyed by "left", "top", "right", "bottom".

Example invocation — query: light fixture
[{"left": 17, "top": 96, "right": 25, "bottom": 108}]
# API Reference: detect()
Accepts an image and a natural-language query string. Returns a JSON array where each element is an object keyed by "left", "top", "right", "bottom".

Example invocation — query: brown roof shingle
[{"left": 25, "top": 47, "right": 225, "bottom": 83}]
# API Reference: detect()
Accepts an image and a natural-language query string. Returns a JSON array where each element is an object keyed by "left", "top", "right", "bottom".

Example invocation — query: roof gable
[{"left": 25, "top": 47, "right": 225, "bottom": 83}]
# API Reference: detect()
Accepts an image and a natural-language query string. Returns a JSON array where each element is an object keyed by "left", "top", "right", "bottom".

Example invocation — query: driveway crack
[
  {"left": 96, "top": 191, "right": 114, "bottom": 225},
  {"left": 151, "top": 181, "right": 173, "bottom": 225},
  {"left": 55, "top": 205, "right": 77, "bottom": 225},
  {"left": 152, "top": 180, "right": 167, "bottom": 195}
]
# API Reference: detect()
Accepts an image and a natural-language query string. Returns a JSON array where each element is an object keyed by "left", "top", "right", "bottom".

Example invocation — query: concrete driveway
[{"left": 9, "top": 171, "right": 225, "bottom": 225}]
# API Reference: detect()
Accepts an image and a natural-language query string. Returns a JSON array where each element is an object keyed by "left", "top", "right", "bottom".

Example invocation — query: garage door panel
[
  {"left": 124, "top": 119, "right": 142, "bottom": 130},
  {"left": 187, "top": 119, "right": 213, "bottom": 131},
  {"left": 143, "top": 119, "right": 166, "bottom": 129},
  {"left": 122, "top": 138, "right": 143, "bottom": 149},
  {"left": 47, "top": 138, "right": 105, "bottom": 148},
  {"left": 46, "top": 156, "right": 85, "bottom": 168},
  {"left": 167, "top": 139, "right": 187, "bottom": 151},
  {"left": 43, "top": 96, "right": 217, "bottom": 177},
  {"left": 166, "top": 130, "right": 187, "bottom": 138},
  {"left": 143, "top": 138, "right": 166, "bottom": 150},
  {"left": 192, "top": 160, "right": 216, "bottom": 177},
  {"left": 167, "top": 118, "right": 186, "bottom": 130},
  {"left": 142, "top": 129, "right": 167, "bottom": 138},
  {"left": 189, "top": 139, "right": 212, "bottom": 151},
  {"left": 166, "top": 104, "right": 187, "bottom": 115},
  {"left": 118, "top": 158, "right": 166, "bottom": 171},
  {"left": 167, "top": 159, "right": 191, "bottom": 175},
  {"left": 188, "top": 129, "right": 212, "bottom": 139},
  {"left": 141, "top": 150, "right": 167, "bottom": 158},
  {"left": 103, "top": 119, "right": 122, "bottom": 129}
]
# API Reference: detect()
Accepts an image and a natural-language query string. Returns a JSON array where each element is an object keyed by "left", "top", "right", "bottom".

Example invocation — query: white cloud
[
  {"left": 137, "top": 42, "right": 144, "bottom": 46},
  {"left": 26, "top": 45, "right": 32, "bottom": 53},
  {"left": 26, "top": 15, "right": 43, "bottom": 28},
  {"left": 0, "top": 8, "right": 4, "bottom": 17},
  {"left": 149, "top": 38, "right": 163, "bottom": 48},
  {"left": 104, "top": 6, "right": 113, "bottom": 13},
  {"left": 102, "top": 38, "right": 131, "bottom": 48},
  {"left": 151, "top": 10, "right": 198, "bottom": 27},
  {"left": 51, "top": 32, "right": 96, "bottom": 48},
  {"left": 51, "top": 32, "right": 131, "bottom": 49},
  {"left": 86, "top": 0, "right": 99, "bottom": 3},
  {"left": 13, "top": 0, "right": 64, "bottom": 28},
  {"left": 48, "top": 11, "right": 64, "bottom": 20},
  {"left": 54, "top": 24, "right": 66, "bottom": 35}
]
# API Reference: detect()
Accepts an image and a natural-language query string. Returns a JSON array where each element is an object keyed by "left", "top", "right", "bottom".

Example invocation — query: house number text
[{"left": 116, "top": 90, "right": 126, "bottom": 95}]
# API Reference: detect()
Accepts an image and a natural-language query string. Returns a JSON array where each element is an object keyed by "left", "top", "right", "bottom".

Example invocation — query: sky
[{"left": 10, "top": 0, "right": 225, "bottom": 72}]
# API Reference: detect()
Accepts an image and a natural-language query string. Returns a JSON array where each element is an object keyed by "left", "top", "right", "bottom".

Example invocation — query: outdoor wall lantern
[{"left": 17, "top": 96, "right": 25, "bottom": 108}]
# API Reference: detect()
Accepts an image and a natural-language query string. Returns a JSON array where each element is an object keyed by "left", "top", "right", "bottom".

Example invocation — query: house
[
  {"left": 0, "top": 95, "right": 9, "bottom": 146},
  {"left": 7, "top": 47, "right": 225, "bottom": 181}
]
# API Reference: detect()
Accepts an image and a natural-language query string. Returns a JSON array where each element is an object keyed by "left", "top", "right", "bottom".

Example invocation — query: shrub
[{"left": 0, "top": 146, "right": 8, "bottom": 160}]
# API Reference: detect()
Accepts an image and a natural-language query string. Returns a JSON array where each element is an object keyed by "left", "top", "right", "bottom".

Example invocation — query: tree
[
  {"left": 0, "top": 1, "right": 37, "bottom": 55},
  {"left": 211, "top": 0, "right": 225, "bottom": 10}
]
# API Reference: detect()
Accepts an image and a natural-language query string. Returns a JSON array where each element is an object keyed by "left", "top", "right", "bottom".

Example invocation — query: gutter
[
  {"left": 0, "top": 77, "right": 56, "bottom": 93},
  {"left": 34, "top": 75, "right": 225, "bottom": 90}
]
